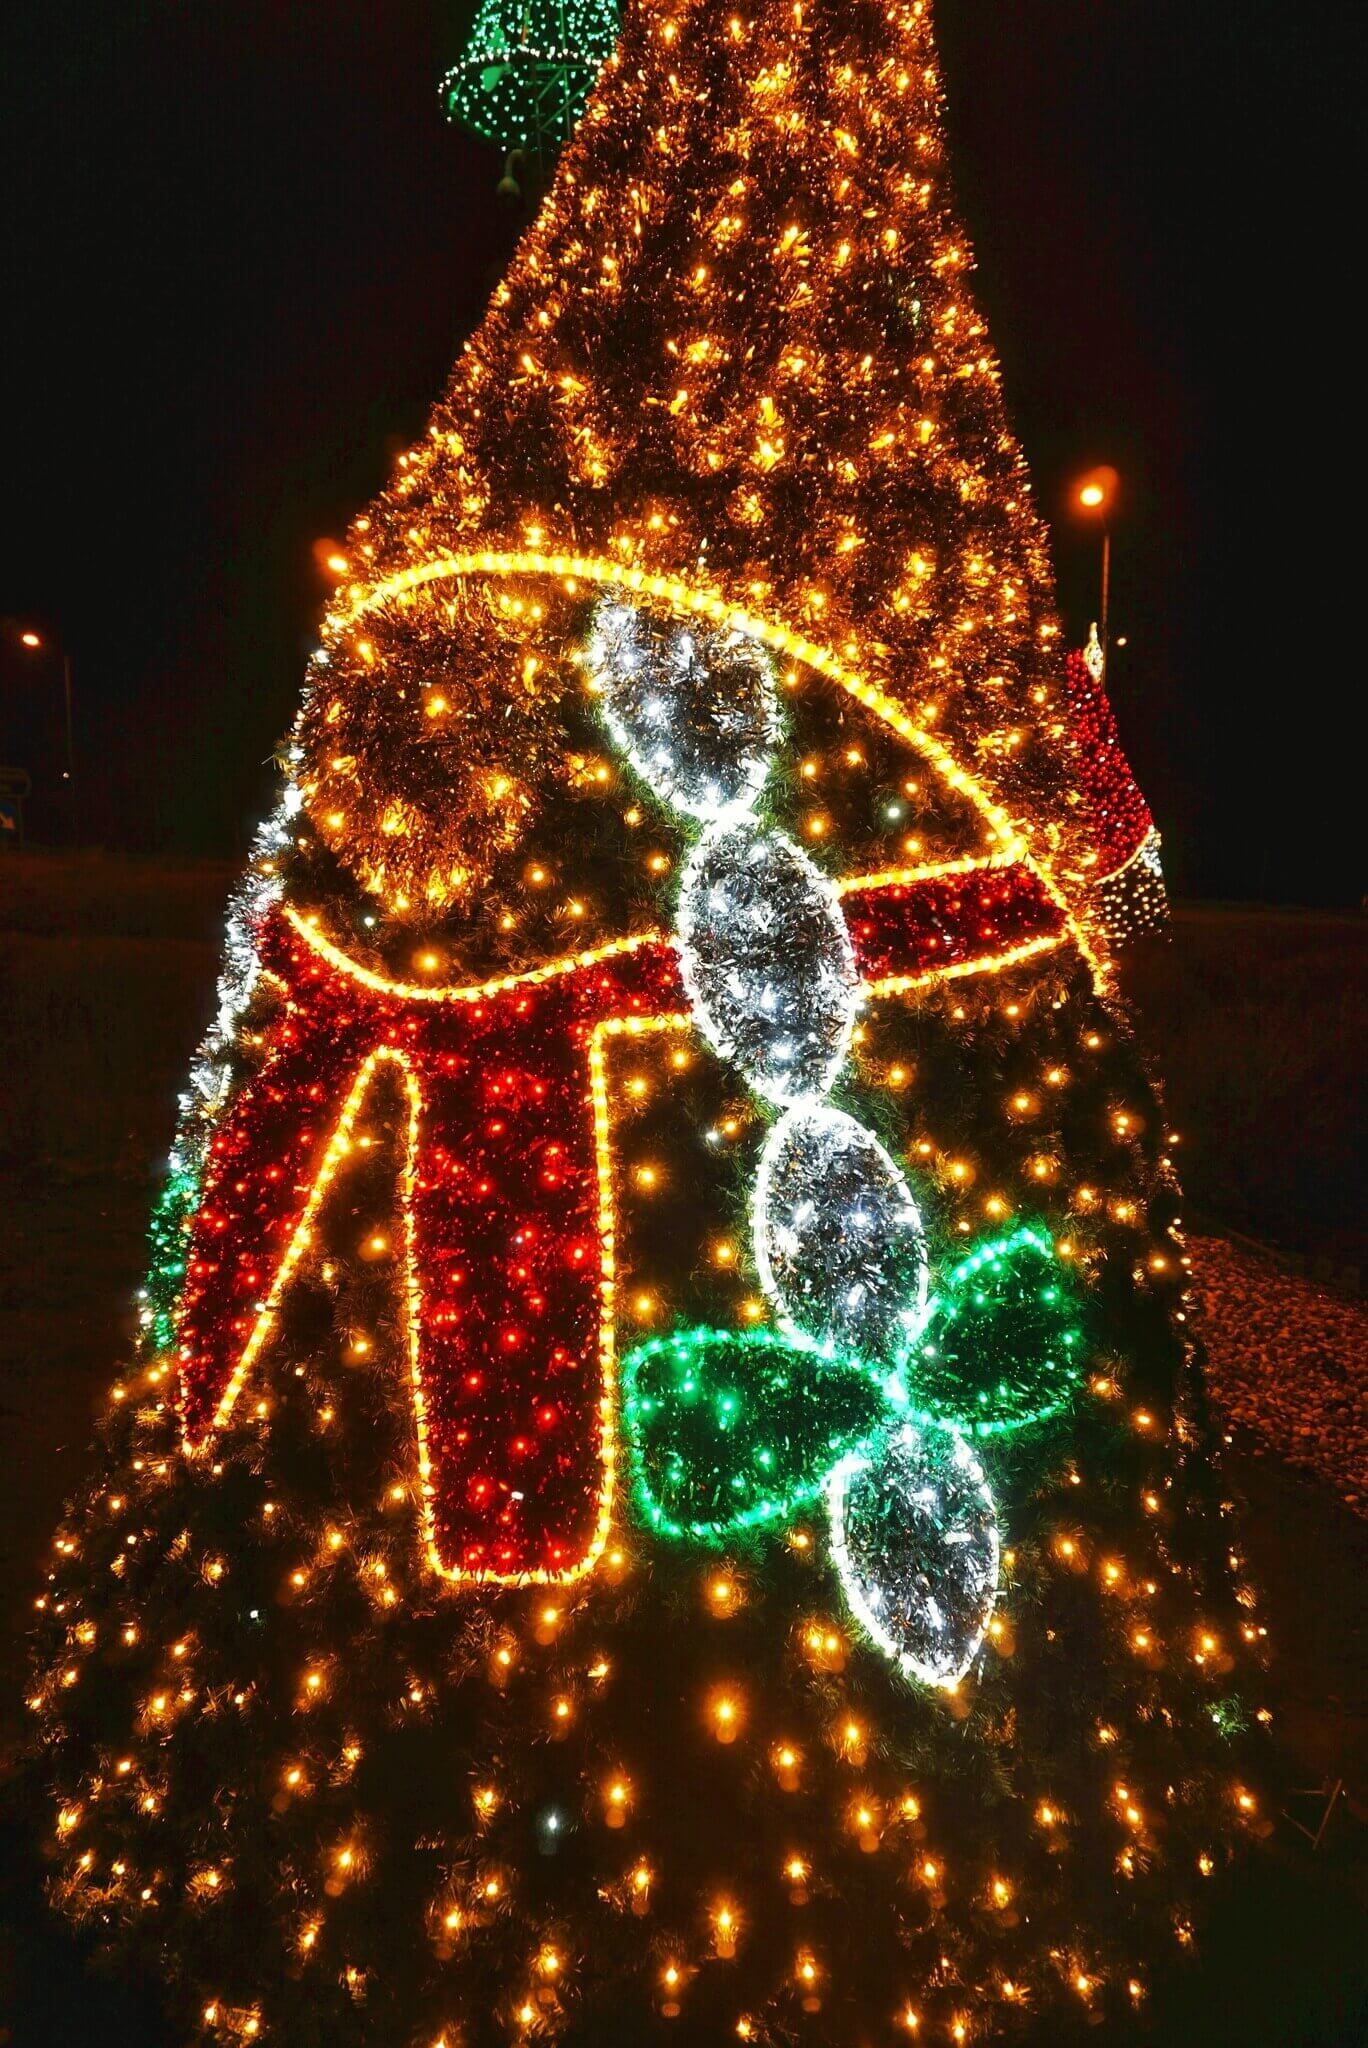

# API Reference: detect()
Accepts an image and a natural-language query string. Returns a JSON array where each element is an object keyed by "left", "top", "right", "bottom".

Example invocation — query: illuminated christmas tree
[
  {"left": 33, "top": 3, "right": 1263, "bottom": 2043},
  {"left": 442, "top": 0, "right": 620, "bottom": 160}
]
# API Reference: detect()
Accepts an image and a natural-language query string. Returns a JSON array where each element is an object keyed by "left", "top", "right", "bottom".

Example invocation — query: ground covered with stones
[{"left": 1191, "top": 1234, "right": 1368, "bottom": 1514}]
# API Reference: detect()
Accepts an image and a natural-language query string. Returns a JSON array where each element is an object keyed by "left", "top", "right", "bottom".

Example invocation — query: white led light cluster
[
  {"left": 590, "top": 597, "right": 1000, "bottom": 1689},
  {"left": 136, "top": 785, "right": 295, "bottom": 1351},
  {"left": 827, "top": 1423, "right": 1000, "bottom": 1690},
  {"left": 755, "top": 1102, "right": 930, "bottom": 1365},
  {"left": 586, "top": 601, "right": 779, "bottom": 824}
]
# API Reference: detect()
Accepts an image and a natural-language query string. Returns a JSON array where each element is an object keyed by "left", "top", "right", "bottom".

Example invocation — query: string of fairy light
[
  {"left": 170, "top": 837, "right": 1072, "bottom": 1587},
  {"left": 441, "top": 0, "right": 620, "bottom": 155},
  {"left": 29, "top": 0, "right": 1252, "bottom": 2040},
  {"left": 31, "top": 762, "right": 1268, "bottom": 2038},
  {"left": 298, "top": 549, "right": 1110, "bottom": 984},
  {"left": 32, "top": 649, "right": 1258, "bottom": 2023},
  {"left": 31, "top": 936, "right": 1271, "bottom": 2038}
]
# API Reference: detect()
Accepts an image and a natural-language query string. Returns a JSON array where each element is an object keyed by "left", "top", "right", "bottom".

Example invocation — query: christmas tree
[
  {"left": 442, "top": 0, "right": 620, "bottom": 160},
  {"left": 32, "top": 2, "right": 1265, "bottom": 2043}
]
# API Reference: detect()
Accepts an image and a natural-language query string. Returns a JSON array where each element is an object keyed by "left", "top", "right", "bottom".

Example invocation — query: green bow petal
[
  {"left": 621, "top": 1326, "right": 894, "bottom": 1544},
  {"left": 139, "top": 1159, "right": 201, "bottom": 1357},
  {"left": 904, "top": 1224, "right": 1085, "bottom": 1438}
]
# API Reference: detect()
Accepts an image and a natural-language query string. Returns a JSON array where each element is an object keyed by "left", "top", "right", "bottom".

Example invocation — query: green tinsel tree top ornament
[{"left": 441, "top": 0, "right": 619, "bottom": 161}]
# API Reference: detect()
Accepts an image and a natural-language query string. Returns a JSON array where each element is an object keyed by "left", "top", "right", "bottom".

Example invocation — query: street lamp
[
  {"left": 312, "top": 538, "right": 350, "bottom": 581},
  {"left": 14, "top": 626, "right": 78, "bottom": 840},
  {"left": 1071, "top": 466, "right": 1119, "bottom": 677}
]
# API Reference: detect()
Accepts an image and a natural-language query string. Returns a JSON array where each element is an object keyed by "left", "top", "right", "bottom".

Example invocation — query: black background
[{"left": 1, "top": 0, "right": 1356, "bottom": 905}]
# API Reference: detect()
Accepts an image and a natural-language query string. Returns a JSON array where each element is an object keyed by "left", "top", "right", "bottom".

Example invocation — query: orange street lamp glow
[
  {"left": 14, "top": 628, "right": 79, "bottom": 837},
  {"left": 1070, "top": 466, "right": 1120, "bottom": 671},
  {"left": 1073, "top": 465, "right": 1119, "bottom": 517}
]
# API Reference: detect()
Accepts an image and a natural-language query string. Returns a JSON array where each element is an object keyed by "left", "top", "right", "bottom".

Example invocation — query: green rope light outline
[
  {"left": 620, "top": 1324, "right": 895, "bottom": 1545},
  {"left": 622, "top": 1228, "right": 1086, "bottom": 1543},
  {"left": 138, "top": 1161, "right": 201, "bottom": 1358},
  {"left": 901, "top": 1223, "right": 1085, "bottom": 1439}
]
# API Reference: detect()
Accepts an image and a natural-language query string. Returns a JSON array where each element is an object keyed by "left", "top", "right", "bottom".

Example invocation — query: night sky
[{"left": 2, "top": 0, "right": 1354, "bottom": 905}]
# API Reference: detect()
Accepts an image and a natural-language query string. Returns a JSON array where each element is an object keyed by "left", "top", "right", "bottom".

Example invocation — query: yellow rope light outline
[
  {"left": 587, "top": 1009, "right": 693, "bottom": 1579},
  {"left": 280, "top": 851, "right": 1061, "bottom": 1003},
  {"left": 1091, "top": 820, "right": 1163, "bottom": 889},
  {"left": 184, "top": 1036, "right": 620, "bottom": 1588},
  {"left": 282, "top": 908, "right": 665, "bottom": 1004},
  {"left": 320, "top": 549, "right": 1106, "bottom": 986},
  {"left": 185, "top": 1049, "right": 427, "bottom": 1482},
  {"left": 833, "top": 851, "right": 1023, "bottom": 896},
  {"left": 184, "top": 1049, "right": 491, "bottom": 1587},
  {"left": 862, "top": 930, "right": 1065, "bottom": 998},
  {"left": 185, "top": 909, "right": 1070, "bottom": 1585}
]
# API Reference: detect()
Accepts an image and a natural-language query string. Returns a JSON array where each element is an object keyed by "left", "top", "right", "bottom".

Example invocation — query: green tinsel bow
[
  {"left": 908, "top": 1225, "right": 1085, "bottom": 1437},
  {"left": 620, "top": 1327, "right": 890, "bottom": 1542},
  {"left": 622, "top": 1225, "right": 1083, "bottom": 1544}
]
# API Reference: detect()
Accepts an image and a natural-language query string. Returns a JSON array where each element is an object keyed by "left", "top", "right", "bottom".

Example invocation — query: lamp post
[
  {"left": 1071, "top": 467, "right": 1119, "bottom": 679},
  {"left": 16, "top": 627, "right": 78, "bottom": 841}
]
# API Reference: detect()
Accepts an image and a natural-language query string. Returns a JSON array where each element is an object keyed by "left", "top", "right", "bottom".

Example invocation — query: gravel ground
[{"left": 1191, "top": 1234, "right": 1368, "bottom": 1513}]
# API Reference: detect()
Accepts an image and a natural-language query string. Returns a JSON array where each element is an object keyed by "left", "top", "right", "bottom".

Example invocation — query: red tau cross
[{"left": 176, "top": 860, "right": 1067, "bottom": 1584}]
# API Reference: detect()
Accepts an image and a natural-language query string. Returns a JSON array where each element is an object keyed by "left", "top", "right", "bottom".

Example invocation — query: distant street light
[
  {"left": 312, "top": 538, "right": 350, "bottom": 581},
  {"left": 1071, "top": 466, "right": 1120, "bottom": 678},
  {"left": 14, "top": 626, "right": 78, "bottom": 840}
]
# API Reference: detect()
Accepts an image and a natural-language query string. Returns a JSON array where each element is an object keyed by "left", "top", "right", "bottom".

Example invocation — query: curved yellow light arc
[
  {"left": 319, "top": 548, "right": 1107, "bottom": 988},
  {"left": 184, "top": 907, "right": 1074, "bottom": 1591}
]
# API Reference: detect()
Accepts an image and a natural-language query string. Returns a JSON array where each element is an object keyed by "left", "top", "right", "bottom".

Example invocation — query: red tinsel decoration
[
  {"left": 177, "top": 860, "right": 1065, "bottom": 1581},
  {"left": 1062, "top": 650, "right": 1154, "bottom": 880}
]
